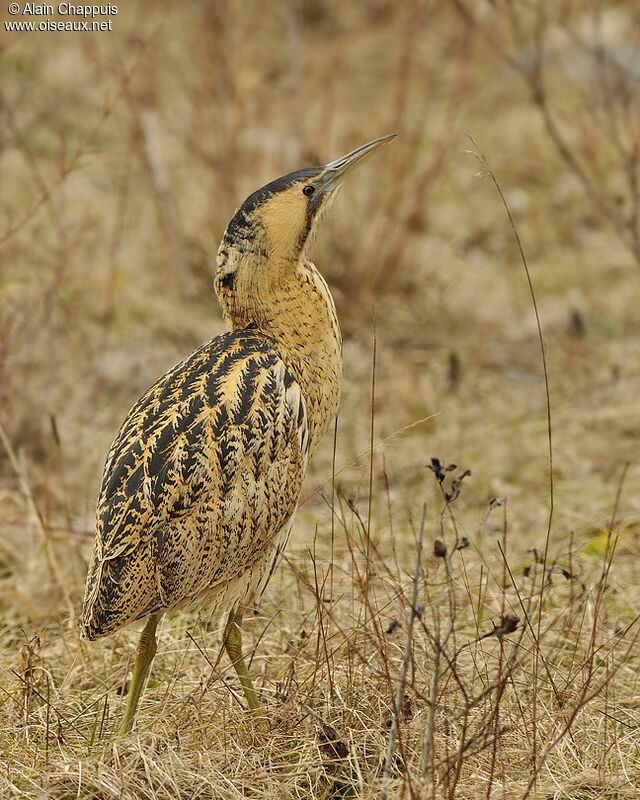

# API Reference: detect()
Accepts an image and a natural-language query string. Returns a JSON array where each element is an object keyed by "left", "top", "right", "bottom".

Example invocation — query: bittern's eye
[{"left": 303, "top": 185, "right": 315, "bottom": 197}]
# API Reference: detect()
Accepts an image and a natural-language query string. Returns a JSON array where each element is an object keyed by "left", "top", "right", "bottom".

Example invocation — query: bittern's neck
[{"left": 217, "top": 255, "right": 343, "bottom": 451}]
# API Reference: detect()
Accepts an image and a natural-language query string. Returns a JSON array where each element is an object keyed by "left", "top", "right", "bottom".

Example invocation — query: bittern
[{"left": 81, "top": 134, "right": 396, "bottom": 734}]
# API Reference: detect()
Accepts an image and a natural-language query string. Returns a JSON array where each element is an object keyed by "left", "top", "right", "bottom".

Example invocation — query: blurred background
[
  {"left": 3, "top": 0, "right": 639, "bottom": 618},
  {"left": 2, "top": 1, "right": 640, "bottom": 794}
]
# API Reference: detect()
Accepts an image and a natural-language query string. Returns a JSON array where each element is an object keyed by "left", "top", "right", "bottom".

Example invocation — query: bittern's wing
[{"left": 82, "top": 328, "right": 309, "bottom": 639}]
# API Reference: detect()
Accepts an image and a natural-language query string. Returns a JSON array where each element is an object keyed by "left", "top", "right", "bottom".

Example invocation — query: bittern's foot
[
  {"left": 118, "top": 613, "right": 161, "bottom": 735},
  {"left": 224, "top": 610, "right": 269, "bottom": 731}
]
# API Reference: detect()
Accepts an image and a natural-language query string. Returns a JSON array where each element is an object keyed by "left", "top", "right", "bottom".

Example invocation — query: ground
[{"left": 1, "top": 2, "right": 640, "bottom": 798}]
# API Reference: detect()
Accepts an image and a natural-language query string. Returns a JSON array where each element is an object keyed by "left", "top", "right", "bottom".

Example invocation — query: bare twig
[
  {"left": 381, "top": 502, "right": 426, "bottom": 800},
  {"left": 469, "top": 138, "right": 554, "bottom": 781}
]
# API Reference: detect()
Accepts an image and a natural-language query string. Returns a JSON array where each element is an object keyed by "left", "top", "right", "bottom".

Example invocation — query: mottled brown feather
[{"left": 82, "top": 329, "right": 311, "bottom": 639}]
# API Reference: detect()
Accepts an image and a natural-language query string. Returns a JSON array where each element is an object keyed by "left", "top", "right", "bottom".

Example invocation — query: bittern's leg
[
  {"left": 118, "top": 612, "right": 161, "bottom": 735},
  {"left": 223, "top": 610, "right": 262, "bottom": 714}
]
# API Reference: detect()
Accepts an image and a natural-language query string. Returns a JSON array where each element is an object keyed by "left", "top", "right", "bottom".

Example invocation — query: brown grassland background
[{"left": 2, "top": 1, "right": 640, "bottom": 798}]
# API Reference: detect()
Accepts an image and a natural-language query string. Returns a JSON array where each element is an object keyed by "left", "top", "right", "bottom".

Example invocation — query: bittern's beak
[{"left": 316, "top": 134, "right": 397, "bottom": 196}]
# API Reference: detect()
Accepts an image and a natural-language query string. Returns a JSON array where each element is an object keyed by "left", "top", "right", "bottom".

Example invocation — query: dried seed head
[{"left": 434, "top": 539, "right": 447, "bottom": 558}]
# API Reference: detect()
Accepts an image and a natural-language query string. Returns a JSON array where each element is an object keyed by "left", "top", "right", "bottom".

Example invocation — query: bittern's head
[{"left": 215, "top": 135, "right": 396, "bottom": 317}]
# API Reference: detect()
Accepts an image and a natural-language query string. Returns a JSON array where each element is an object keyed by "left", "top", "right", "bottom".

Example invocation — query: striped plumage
[
  {"left": 81, "top": 135, "right": 395, "bottom": 732},
  {"left": 82, "top": 330, "right": 313, "bottom": 639}
]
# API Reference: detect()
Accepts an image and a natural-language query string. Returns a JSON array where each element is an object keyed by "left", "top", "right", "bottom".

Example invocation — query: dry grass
[{"left": 2, "top": 1, "right": 640, "bottom": 797}]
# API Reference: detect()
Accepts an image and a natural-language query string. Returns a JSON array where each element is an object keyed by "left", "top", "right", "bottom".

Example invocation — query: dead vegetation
[{"left": 1, "top": 1, "right": 640, "bottom": 798}]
